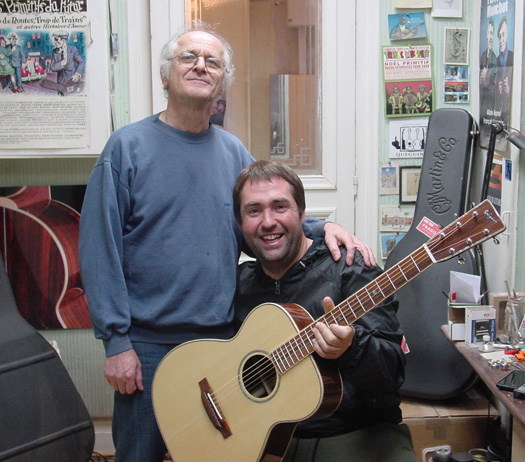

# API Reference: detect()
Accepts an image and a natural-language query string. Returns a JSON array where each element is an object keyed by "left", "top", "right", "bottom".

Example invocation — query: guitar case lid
[
  {"left": 0, "top": 255, "right": 94, "bottom": 462},
  {"left": 385, "top": 108, "right": 478, "bottom": 399}
]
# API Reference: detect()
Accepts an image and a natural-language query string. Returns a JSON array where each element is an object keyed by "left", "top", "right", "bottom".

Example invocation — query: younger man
[{"left": 233, "top": 160, "right": 417, "bottom": 462}]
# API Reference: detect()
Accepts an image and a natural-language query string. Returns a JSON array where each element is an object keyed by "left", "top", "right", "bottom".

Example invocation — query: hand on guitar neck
[{"left": 312, "top": 297, "right": 355, "bottom": 360}]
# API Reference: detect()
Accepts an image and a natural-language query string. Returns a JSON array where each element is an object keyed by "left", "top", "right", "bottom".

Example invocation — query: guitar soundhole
[{"left": 241, "top": 354, "right": 277, "bottom": 399}]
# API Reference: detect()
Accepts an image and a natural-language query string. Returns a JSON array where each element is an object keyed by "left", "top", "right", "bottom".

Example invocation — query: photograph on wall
[
  {"left": 444, "top": 65, "right": 470, "bottom": 103},
  {"left": 0, "top": 185, "right": 90, "bottom": 330},
  {"left": 380, "top": 204, "right": 415, "bottom": 232},
  {"left": 444, "top": 27, "right": 470, "bottom": 65},
  {"left": 479, "top": 0, "right": 515, "bottom": 151},
  {"left": 389, "top": 117, "right": 428, "bottom": 158},
  {"left": 385, "top": 80, "right": 433, "bottom": 117},
  {"left": 399, "top": 166, "right": 422, "bottom": 203},
  {"left": 380, "top": 232, "right": 406, "bottom": 260},
  {"left": 432, "top": 0, "right": 463, "bottom": 18},
  {"left": 379, "top": 161, "right": 399, "bottom": 195},
  {"left": 388, "top": 12, "right": 427, "bottom": 41},
  {"left": 0, "top": 0, "right": 91, "bottom": 150}
]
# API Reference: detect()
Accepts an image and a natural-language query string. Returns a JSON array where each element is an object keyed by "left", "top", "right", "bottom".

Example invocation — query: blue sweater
[
  {"left": 79, "top": 114, "right": 255, "bottom": 356},
  {"left": 79, "top": 114, "right": 325, "bottom": 356}
]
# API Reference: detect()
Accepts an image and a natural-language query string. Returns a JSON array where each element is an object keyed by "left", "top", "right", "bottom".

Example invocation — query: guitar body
[
  {"left": 0, "top": 186, "right": 91, "bottom": 329},
  {"left": 153, "top": 302, "right": 342, "bottom": 462},
  {"left": 0, "top": 253, "right": 94, "bottom": 461},
  {"left": 153, "top": 199, "right": 505, "bottom": 460}
]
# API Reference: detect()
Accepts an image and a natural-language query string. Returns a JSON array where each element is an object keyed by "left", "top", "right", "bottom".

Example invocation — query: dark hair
[
  {"left": 498, "top": 16, "right": 508, "bottom": 37},
  {"left": 233, "top": 160, "right": 306, "bottom": 222}
]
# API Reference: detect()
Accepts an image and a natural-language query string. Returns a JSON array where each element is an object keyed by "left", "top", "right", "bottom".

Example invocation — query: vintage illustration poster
[
  {"left": 0, "top": 0, "right": 90, "bottom": 149},
  {"left": 479, "top": 0, "right": 516, "bottom": 151}
]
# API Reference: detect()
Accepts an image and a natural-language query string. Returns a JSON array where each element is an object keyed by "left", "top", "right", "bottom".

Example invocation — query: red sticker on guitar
[{"left": 416, "top": 217, "right": 441, "bottom": 238}]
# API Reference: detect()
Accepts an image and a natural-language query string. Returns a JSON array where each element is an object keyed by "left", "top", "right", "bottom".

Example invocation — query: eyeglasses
[{"left": 173, "top": 52, "right": 225, "bottom": 73}]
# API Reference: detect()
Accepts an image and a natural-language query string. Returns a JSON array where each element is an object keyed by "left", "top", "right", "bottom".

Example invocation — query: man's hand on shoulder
[{"left": 323, "top": 222, "right": 377, "bottom": 267}]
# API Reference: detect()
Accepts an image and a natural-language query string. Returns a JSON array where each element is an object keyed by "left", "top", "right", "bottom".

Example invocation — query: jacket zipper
[{"left": 275, "top": 280, "right": 280, "bottom": 295}]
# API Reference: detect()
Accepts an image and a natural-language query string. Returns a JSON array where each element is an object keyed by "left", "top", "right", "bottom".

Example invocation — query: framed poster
[
  {"left": 379, "top": 162, "right": 399, "bottom": 195},
  {"left": 444, "top": 28, "right": 470, "bottom": 65},
  {"left": 383, "top": 45, "right": 433, "bottom": 118},
  {"left": 400, "top": 166, "right": 422, "bottom": 203}
]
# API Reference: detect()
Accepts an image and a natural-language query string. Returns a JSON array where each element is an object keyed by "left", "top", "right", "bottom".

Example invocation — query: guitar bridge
[{"left": 199, "top": 378, "right": 232, "bottom": 439}]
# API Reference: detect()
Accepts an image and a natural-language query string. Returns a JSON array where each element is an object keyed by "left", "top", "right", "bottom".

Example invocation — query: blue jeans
[{"left": 113, "top": 342, "right": 178, "bottom": 462}]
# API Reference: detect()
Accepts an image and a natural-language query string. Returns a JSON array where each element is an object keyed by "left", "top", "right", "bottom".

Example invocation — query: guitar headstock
[{"left": 427, "top": 200, "right": 506, "bottom": 263}]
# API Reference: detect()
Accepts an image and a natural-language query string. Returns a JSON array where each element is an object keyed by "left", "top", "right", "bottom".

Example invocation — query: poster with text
[
  {"left": 479, "top": 0, "right": 515, "bottom": 152},
  {"left": 0, "top": 0, "right": 90, "bottom": 149},
  {"left": 389, "top": 117, "right": 428, "bottom": 158},
  {"left": 383, "top": 45, "right": 433, "bottom": 118}
]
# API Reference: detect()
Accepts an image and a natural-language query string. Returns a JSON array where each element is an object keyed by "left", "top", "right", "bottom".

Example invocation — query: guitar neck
[
  {"left": 271, "top": 245, "right": 434, "bottom": 374},
  {"left": 270, "top": 199, "right": 505, "bottom": 375}
]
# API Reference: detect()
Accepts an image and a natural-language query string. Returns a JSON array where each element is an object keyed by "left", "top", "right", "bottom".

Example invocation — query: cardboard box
[
  {"left": 464, "top": 306, "right": 496, "bottom": 347},
  {"left": 447, "top": 303, "right": 478, "bottom": 341},
  {"left": 401, "top": 389, "right": 499, "bottom": 458}
]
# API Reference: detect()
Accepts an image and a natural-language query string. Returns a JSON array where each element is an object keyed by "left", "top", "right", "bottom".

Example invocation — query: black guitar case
[
  {"left": 385, "top": 108, "right": 479, "bottom": 399},
  {"left": 0, "top": 254, "right": 94, "bottom": 461}
]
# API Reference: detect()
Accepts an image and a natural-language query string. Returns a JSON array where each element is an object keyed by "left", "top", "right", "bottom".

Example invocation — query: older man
[{"left": 79, "top": 22, "right": 374, "bottom": 462}]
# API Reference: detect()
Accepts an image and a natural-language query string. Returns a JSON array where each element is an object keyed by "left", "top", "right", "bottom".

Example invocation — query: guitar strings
[{"left": 211, "top": 211, "right": 489, "bottom": 409}]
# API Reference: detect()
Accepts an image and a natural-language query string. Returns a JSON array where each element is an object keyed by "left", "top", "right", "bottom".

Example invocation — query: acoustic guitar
[
  {"left": 0, "top": 186, "right": 91, "bottom": 329},
  {"left": 152, "top": 200, "right": 505, "bottom": 462}
]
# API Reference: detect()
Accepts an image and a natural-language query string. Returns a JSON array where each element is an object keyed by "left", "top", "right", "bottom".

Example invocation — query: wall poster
[
  {"left": 479, "top": 0, "right": 516, "bottom": 151},
  {"left": 383, "top": 45, "right": 433, "bottom": 117},
  {"left": 0, "top": 0, "right": 110, "bottom": 156}
]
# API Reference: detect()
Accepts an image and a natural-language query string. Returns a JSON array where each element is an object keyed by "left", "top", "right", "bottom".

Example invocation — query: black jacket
[{"left": 235, "top": 239, "right": 406, "bottom": 438}]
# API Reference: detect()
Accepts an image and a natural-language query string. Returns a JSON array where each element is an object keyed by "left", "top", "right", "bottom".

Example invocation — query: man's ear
[{"left": 235, "top": 217, "right": 242, "bottom": 231}]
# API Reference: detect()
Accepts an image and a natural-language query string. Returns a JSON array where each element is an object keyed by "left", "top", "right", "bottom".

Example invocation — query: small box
[
  {"left": 448, "top": 319, "right": 465, "bottom": 341},
  {"left": 447, "top": 303, "right": 478, "bottom": 341},
  {"left": 464, "top": 306, "right": 496, "bottom": 347}
]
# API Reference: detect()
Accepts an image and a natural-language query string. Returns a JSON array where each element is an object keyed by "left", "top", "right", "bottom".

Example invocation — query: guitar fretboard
[
  {"left": 270, "top": 245, "right": 434, "bottom": 374},
  {"left": 268, "top": 200, "right": 505, "bottom": 375}
]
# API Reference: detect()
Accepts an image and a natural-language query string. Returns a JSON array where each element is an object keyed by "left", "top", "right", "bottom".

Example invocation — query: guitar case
[
  {"left": 385, "top": 108, "right": 479, "bottom": 399},
  {"left": 0, "top": 254, "right": 94, "bottom": 461}
]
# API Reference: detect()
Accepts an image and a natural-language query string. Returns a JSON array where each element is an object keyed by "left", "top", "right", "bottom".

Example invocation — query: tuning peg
[
  {"left": 477, "top": 246, "right": 484, "bottom": 256},
  {"left": 458, "top": 256, "right": 466, "bottom": 265},
  {"left": 493, "top": 237, "right": 500, "bottom": 245}
]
